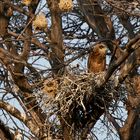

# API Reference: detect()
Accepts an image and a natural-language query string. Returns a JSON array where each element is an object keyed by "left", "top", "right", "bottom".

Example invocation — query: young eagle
[{"left": 88, "top": 43, "right": 107, "bottom": 73}]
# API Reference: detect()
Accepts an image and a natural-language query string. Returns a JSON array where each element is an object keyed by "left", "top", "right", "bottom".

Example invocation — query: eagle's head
[
  {"left": 91, "top": 43, "right": 107, "bottom": 57},
  {"left": 94, "top": 43, "right": 107, "bottom": 54}
]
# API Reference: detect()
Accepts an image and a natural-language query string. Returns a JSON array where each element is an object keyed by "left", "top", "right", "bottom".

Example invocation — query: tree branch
[
  {"left": 103, "top": 34, "right": 140, "bottom": 85},
  {"left": 0, "top": 100, "right": 40, "bottom": 137},
  {"left": 106, "top": 113, "right": 121, "bottom": 134},
  {"left": 119, "top": 109, "right": 139, "bottom": 140}
]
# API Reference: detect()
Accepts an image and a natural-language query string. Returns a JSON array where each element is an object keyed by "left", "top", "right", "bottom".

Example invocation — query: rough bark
[
  {"left": 120, "top": 76, "right": 140, "bottom": 140},
  {"left": 48, "top": 0, "right": 65, "bottom": 75}
]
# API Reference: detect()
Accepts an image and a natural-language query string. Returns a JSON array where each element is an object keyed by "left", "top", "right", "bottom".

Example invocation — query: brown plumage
[{"left": 87, "top": 43, "right": 107, "bottom": 73}]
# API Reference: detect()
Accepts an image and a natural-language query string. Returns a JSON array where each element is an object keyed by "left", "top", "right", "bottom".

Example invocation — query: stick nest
[{"left": 37, "top": 72, "right": 123, "bottom": 131}]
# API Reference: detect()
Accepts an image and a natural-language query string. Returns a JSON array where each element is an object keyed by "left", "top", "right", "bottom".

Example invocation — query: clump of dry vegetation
[
  {"left": 22, "top": 0, "right": 32, "bottom": 6},
  {"left": 32, "top": 13, "right": 48, "bottom": 31},
  {"left": 58, "top": 0, "right": 73, "bottom": 12}
]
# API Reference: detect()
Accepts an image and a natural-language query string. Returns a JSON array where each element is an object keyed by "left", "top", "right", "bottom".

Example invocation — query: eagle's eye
[{"left": 99, "top": 45, "right": 104, "bottom": 49}]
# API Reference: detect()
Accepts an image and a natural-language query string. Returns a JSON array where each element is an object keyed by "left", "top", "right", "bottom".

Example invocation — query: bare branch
[
  {"left": 104, "top": 34, "right": 140, "bottom": 85},
  {"left": 0, "top": 100, "right": 40, "bottom": 137}
]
